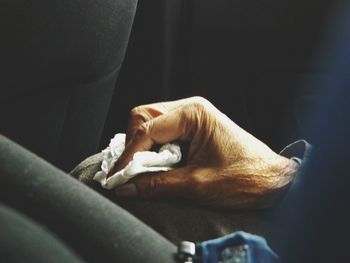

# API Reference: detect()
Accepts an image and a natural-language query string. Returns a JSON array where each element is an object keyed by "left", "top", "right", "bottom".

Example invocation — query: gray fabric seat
[{"left": 0, "top": 0, "right": 137, "bottom": 171}]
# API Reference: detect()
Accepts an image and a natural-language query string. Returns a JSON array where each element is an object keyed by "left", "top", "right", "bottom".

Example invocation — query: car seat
[{"left": 0, "top": 0, "right": 138, "bottom": 171}]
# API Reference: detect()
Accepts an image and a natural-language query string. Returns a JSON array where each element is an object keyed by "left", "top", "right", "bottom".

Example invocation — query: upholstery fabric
[
  {"left": 0, "top": 0, "right": 137, "bottom": 171},
  {"left": 0, "top": 202, "right": 84, "bottom": 263},
  {"left": 0, "top": 134, "right": 177, "bottom": 263}
]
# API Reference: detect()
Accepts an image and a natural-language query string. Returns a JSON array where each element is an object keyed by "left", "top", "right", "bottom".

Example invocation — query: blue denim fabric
[{"left": 199, "top": 231, "right": 280, "bottom": 263}]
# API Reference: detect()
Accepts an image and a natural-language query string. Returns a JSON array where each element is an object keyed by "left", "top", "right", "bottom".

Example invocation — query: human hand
[{"left": 111, "top": 97, "right": 298, "bottom": 209}]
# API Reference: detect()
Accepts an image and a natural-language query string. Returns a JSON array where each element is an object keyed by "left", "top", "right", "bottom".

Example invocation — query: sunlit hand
[{"left": 111, "top": 97, "right": 298, "bottom": 209}]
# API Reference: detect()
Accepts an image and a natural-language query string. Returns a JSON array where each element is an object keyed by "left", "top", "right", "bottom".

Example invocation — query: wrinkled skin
[{"left": 110, "top": 97, "right": 298, "bottom": 209}]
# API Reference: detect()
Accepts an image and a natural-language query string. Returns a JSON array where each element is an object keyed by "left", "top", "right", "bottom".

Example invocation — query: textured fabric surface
[
  {"left": 0, "top": 203, "right": 84, "bottom": 263},
  {"left": 0, "top": 0, "right": 137, "bottom": 87},
  {"left": 0, "top": 0, "right": 137, "bottom": 171},
  {"left": 0, "top": 135, "right": 176, "bottom": 263}
]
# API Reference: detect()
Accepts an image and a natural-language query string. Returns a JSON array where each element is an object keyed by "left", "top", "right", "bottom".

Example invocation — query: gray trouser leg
[{"left": 0, "top": 135, "right": 176, "bottom": 263}]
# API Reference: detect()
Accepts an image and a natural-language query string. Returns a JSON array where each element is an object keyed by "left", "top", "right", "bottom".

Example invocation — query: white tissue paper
[{"left": 93, "top": 133, "right": 182, "bottom": 189}]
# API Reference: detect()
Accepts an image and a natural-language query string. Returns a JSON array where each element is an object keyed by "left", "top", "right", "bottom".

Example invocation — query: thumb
[{"left": 114, "top": 166, "right": 209, "bottom": 199}]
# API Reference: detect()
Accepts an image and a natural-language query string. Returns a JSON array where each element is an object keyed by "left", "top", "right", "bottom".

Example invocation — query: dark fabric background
[
  {"left": 102, "top": 0, "right": 334, "bottom": 152},
  {"left": 0, "top": 0, "right": 138, "bottom": 171}
]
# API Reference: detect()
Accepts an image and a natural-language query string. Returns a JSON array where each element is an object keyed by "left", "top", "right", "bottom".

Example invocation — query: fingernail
[{"left": 115, "top": 184, "right": 137, "bottom": 197}]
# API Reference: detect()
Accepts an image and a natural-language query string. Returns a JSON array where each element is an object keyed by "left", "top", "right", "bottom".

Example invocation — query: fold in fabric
[{"left": 93, "top": 133, "right": 182, "bottom": 189}]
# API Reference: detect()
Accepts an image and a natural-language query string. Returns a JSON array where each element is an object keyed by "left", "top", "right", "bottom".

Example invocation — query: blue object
[{"left": 198, "top": 231, "right": 280, "bottom": 263}]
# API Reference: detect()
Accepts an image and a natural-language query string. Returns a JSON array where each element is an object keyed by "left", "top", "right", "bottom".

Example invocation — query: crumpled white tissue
[{"left": 93, "top": 133, "right": 181, "bottom": 189}]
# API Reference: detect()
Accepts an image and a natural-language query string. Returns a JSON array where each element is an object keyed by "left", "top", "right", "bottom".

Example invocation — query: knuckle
[
  {"left": 180, "top": 102, "right": 207, "bottom": 134},
  {"left": 130, "top": 106, "right": 145, "bottom": 119},
  {"left": 140, "top": 175, "right": 164, "bottom": 198},
  {"left": 129, "top": 107, "right": 148, "bottom": 127},
  {"left": 190, "top": 170, "right": 214, "bottom": 200},
  {"left": 150, "top": 176, "right": 163, "bottom": 194},
  {"left": 134, "top": 121, "right": 151, "bottom": 139},
  {"left": 190, "top": 101, "right": 206, "bottom": 113},
  {"left": 187, "top": 97, "right": 212, "bottom": 116},
  {"left": 190, "top": 96, "right": 207, "bottom": 103},
  {"left": 190, "top": 96, "right": 211, "bottom": 108},
  {"left": 191, "top": 176, "right": 206, "bottom": 197},
  {"left": 129, "top": 105, "right": 158, "bottom": 125}
]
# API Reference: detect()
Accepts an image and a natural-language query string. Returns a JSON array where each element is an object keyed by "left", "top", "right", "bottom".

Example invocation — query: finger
[
  {"left": 125, "top": 96, "right": 212, "bottom": 144},
  {"left": 125, "top": 101, "right": 181, "bottom": 144},
  {"left": 111, "top": 122, "right": 155, "bottom": 174},
  {"left": 125, "top": 106, "right": 164, "bottom": 144},
  {"left": 114, "top": 166, "right": 211, "bottom": 199},
  {"left": 110, "top": 106, "right": 200, "bottom": 175}
]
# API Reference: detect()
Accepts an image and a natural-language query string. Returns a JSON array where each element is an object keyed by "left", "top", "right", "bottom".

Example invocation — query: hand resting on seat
[
  {"left": 70, "top": 153, "right": 277, "bottom": 243},
  {"left": 70, "top": 96, "right": 298, "bottom": 243}
]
